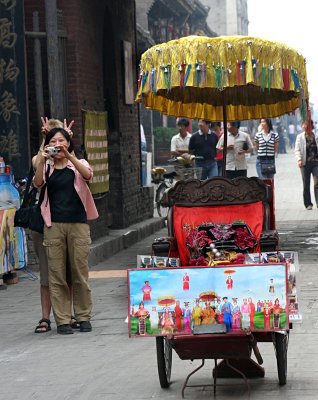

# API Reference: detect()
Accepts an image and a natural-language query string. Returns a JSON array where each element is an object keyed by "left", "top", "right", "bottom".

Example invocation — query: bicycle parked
[{"left": 152, "top": 156, "right": 203, "bottom": 218}]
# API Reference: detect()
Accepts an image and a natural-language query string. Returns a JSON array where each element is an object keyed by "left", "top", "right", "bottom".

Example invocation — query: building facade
[
  {"left": 135, "top": 0, "right": 217, "bottom": 162},
  {"left": 1, "top": 0, "right": 153, "bottom": 240},
  {"left": 200, "top": 0, "right": 249, "bottom": 36}
]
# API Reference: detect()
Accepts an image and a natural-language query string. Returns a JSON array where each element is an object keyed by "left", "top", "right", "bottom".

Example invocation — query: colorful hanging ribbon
[
  {"left": 236, "top": 60, "right": 241, "bottom": 85},
  {"left": 252, "top": 58, "right": 257, "bottom": 82},
  {"left": 261, "top": 64, "right": 266, "bottom": 91},
  {"left": 163, "top": 65, "right": 171, "bottom": 91},
  {"left": 141, "top": 71, "right": 148, "bottom": 92},
  {"left": 137, "top": 71, "right": 143, "bottom": 90},
  {"left": 184, "top": 64, "right": 192, "bottom": 87},
  {"left": 291, "top": 69, "right": 300, "bottom": 90},
  {"left": 195, "top": 61, "right": 201, "bottom": 87},
  {"left": 282, "top": 67, "right": 290, "bottom": 91},
  {"left": 151, "top": 69, "right": 157, "bottom": 94},
  {"left": 213, "top": 65, "right": 222, "bottom": 89},
  {"left": 179, "top": 61, "right": 186, "bottom": 88},
  {"left": 240, "top": 60, "right": 246, "bottom": 84},
  {"left": 267, "top": 66, "right": 272, "bottom": 90},
  {"left": 200, "top": 63, "right": 207, "bottom": 87}
]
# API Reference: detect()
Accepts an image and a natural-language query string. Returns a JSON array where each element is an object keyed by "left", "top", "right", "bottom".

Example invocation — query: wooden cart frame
[{"left": 152, "top": 176, "right": 289, "bottom": 395}]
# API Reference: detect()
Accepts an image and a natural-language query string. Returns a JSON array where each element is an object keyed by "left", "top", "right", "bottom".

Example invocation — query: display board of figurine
[
  {"left": 0, "top": 159, "right": 28, "bottom": 274},
  {"left": 128, "top": 259, "right": 290, "bottom": 337}
]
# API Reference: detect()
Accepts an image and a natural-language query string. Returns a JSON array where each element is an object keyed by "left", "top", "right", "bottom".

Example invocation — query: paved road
[{"left": 1, "top": 150, "right": 318, "bottom": 400}]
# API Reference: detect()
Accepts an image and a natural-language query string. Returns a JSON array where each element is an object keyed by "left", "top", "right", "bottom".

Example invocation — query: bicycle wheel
[
  {"left": 156, "top": 182, "right": 169, "bottom": 218},
  {"left": 156, "top": 336, "right": 172, "bottom": 388}
]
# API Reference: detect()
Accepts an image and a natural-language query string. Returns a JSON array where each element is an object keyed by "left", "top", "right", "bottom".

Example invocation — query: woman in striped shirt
[{"left": 254, "top": 119, "right": 279, "bottom": 179}]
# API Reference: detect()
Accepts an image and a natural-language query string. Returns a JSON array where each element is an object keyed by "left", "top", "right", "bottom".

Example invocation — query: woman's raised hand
[
  {"left": 64, "top": 119, "right": 74, "bottom": 137},
  {"left": 41, "top": 117, "right": 50, "bottom": 137}
]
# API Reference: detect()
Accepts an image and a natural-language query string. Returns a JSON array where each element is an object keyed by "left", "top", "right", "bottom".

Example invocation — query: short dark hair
[
  {"left": 44, "top": 127, "right": 74, "bottom": 153},
  {"left": 199, "top": 119, "right": 210, "bottom": 125},
  {"left": 210, "top": 122, "right": 221, "bottom": 129},
  {"left": 177, "top": 118, "right": 190, "bottom": 127},
  {"left": 229, "top": 121, "right": 240, "bottom": 129}
]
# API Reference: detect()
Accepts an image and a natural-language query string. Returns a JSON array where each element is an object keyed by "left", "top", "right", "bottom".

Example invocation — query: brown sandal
[{"left": 35, "top": 318, "right": 51, "bottom": 333}]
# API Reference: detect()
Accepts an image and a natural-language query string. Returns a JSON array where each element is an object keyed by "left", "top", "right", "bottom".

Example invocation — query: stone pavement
[{"left": 1, "top": 149, "right": 318, "bottom": 400}]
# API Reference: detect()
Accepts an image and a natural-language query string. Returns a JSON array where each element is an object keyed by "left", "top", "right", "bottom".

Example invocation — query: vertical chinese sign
[
  {"left": 83, "top": 110, "right": 109, "bottom": 195},
  {"left": 0, "top": 0, "right": 30, "bottom": 178}
]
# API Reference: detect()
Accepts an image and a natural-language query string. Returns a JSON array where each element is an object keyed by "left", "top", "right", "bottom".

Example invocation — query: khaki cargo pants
[{"left": 44, "top": 222, "right": 92, "bottom": 326}]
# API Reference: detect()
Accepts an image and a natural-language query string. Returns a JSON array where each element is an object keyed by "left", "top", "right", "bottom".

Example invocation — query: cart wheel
[
  {"left": 156, "top": 336, "right": 172, "bottom": 388},
  {"left": 156, "top": 183, "right": 169, "bottom": 218},
  {"left": 273, "top": 331, "right": 289, "bottom": 385}
]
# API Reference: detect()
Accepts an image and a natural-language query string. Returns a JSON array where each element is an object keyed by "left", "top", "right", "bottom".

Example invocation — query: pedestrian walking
[
  {"left": 216, "top": 121, "right": 253, "bottom": 179},
  {"left": 34, "top": 127, "right": 98, "bottom": 334},
  {"left": 254, "top": 118, "right": 279, "bottom": 179},
  {"left": 288, "top": 122, "right": 296, "bottom": 149},
  {"left": 188, "top": 119, "right": 218, "bottom": 179},
  {"left": 277, "top": 122, "right": 287, "bottom": 154},
  {"left": 295, "top": 120, "right": 318, "bottom": 210}
]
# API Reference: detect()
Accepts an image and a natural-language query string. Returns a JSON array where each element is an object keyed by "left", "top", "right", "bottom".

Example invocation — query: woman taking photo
[
  {"left": 34, "top": 127, "right": 98, "bottom": 335},
  {"left": 254, "top": 118, "right": 279, "bottom": 179}
]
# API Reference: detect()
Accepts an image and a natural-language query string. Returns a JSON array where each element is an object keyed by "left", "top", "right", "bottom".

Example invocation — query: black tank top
[{"left": 47, "top": 167, "right": 87, "bottom": 223}]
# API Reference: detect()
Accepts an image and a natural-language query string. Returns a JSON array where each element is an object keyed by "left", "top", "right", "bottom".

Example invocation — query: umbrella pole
[{"left": 222, "top": 90, "right": 228, "bottom": 177}]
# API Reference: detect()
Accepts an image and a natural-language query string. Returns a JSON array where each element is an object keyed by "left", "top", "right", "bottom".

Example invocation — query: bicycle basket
[{"left": 151, "top": 167, "right": 167, "bottom": 184}]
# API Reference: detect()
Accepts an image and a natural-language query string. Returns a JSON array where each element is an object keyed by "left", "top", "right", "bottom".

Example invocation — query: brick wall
[{"left": 24, "top": 0, "right": 154, "bottom": 240}]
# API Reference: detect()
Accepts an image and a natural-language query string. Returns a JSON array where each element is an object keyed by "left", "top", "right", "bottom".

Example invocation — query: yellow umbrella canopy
[{"left": 136, "top": 35, "right": 309, "bottom": 121}]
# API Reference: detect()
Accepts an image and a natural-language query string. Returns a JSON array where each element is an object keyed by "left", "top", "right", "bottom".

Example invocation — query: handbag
[
  {"left": 14, "top": 164, "right": 49, "bottom": 233},
  {"left": 260, "top": 159, "right": 276, "bottom": 175}
]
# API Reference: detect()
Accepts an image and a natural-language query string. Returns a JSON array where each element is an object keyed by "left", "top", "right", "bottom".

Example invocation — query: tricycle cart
[
  {"left": 132, "top": 34, "right": 306, "bottom": 395},
  {"left": 155, "top": 176, "right": 288, "bottom": 394}
]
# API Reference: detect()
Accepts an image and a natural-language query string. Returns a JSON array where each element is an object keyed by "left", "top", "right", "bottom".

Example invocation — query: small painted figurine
[
  {"left": 141, "top": 280, "right": 152, "bottom": 301},
  {"left": 232, "top": 298, "right": 241, "bottom": 329},
  {"left": 192, "top": 299, "right": 202, "bottom": 326},
  {"left": 183, "top": 302, "right": 192, "bottom": 333},
  {"left": 200, "top": 301, "right": 216, "bottom": 325},
  {"left": 226, "top": 275, "right": 233, "bottom": 290},
  {"left": 134, "top": 301, "right": 150, "bottom": 335},
  {"left": 183, "top": 272, "right": 190, "bottom": 290},
  {"left": 221, "top": 297, "right": 233, "bottom": 331},
  {"left": 174, "top": 300, "right": 183, "bottom": 332}
]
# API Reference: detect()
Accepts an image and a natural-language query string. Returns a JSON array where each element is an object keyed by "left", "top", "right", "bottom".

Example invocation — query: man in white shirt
[
  {"left": 216, "top": 121, "right": 253, "bottom": 179},
  {"left": 171, "top": 118, "right": 191, "bottom": 157},
  {"left": 171, "top": 118, "right": 192, "bottom": 179}
]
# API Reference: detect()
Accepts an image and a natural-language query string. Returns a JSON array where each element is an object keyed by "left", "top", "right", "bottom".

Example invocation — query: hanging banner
[
  {"left": 0, "top": 1, "right": 30, "bottom": 178},
  {"left": 82, "top": 110, "right": 109, "bottom": 194}
]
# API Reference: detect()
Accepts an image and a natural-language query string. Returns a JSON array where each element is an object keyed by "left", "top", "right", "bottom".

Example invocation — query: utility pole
[{"left": 45, "top": 0, "right": 63, "bottom": 119}]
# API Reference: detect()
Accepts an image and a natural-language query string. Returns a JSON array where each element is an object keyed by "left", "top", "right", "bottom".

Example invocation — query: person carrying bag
[{"left": 14, "top": 165, "right": 49, "bottom": 233}]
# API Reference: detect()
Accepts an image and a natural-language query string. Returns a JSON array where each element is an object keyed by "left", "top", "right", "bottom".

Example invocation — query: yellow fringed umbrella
[
  {"left": 136, "top": 35, "right": 309, "bottom": 172},
  {"left": 136, "top": 35, "right": 308, "bottom": 122}
]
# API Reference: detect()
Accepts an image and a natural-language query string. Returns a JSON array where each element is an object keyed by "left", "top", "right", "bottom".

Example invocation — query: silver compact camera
[{"left": 47, "top": 146, "right": 61, "bottom": 156}]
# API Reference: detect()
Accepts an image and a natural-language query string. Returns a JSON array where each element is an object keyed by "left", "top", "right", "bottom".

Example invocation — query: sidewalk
[{"left": 1, "top": 150, "right": 318, "bottom": 400}]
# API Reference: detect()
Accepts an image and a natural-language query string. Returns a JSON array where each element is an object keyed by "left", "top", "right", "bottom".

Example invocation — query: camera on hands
[{"left": 47, "top": 146, "right": 61, "bottom": 156}]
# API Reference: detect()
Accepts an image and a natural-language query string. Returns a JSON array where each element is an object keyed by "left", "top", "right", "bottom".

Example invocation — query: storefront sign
[
  {"left": 0, "top": 1, "right": 30, "bottom": 178},
  {"left": 83, "top": 110, "right": 109, "bottom": 194}
]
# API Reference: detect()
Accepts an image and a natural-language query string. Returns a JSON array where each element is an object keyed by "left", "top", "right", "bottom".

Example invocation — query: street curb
[{"left": 88, "top": 217, "right": 165, "bottom": 266}]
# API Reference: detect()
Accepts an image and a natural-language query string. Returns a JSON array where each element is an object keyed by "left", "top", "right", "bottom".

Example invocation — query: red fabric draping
[{"left": 173, "top": 202, "right": 264, "bottom": 266}]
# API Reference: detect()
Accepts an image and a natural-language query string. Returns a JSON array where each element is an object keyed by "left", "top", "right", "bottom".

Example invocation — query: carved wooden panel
[{"left": 163, "top": 177, "right": 270, "bottom": 207}]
